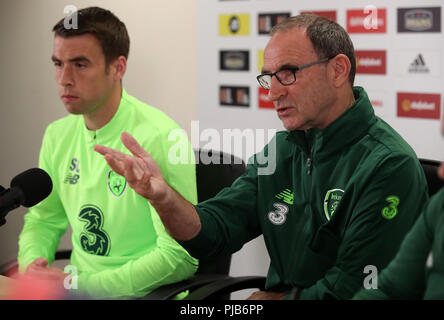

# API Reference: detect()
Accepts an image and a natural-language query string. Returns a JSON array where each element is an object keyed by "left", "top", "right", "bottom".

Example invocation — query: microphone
[{"left": 0, "top": 168, "right": 53, "bottom": 226}]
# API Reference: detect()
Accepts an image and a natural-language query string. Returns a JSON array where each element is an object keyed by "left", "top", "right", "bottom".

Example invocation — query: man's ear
[
  {"left": 111, "top": 56, "right": 127, "bottom": 81},
  {"left": 327, "top": 54, "right": 351, "bottom": 88}
]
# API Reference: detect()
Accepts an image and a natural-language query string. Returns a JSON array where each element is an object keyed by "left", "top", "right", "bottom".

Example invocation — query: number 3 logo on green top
[{"left": 78, "top": 205, "right": 111, "bottom": 256}]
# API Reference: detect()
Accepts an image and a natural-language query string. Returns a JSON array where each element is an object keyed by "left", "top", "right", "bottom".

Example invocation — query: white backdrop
[
  {"left": 197, "top": 0, "right": 444, "bottom": 160},
  {"left": 196, "top": 0, "right": 444, "bottom": 298}
]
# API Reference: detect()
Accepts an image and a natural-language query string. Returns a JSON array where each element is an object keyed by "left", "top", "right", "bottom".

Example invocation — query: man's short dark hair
[
  {"left": 271, "top": 14, "right": 356, "bottom": 86},
  {"left": 53, "top": 6, "right": 130, "bottom": 67}
]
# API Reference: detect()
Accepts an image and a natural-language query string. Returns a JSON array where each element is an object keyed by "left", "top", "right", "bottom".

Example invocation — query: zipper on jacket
[
  {"left": 307, "top": 157, "right": 312, "bottom": 175},
  {"left": 307, "top": 144, "right": 314, "bottom": 175}
]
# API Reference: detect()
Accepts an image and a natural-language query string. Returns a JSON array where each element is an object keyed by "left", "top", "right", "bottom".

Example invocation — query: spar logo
[
  {"left": 258, "top": 87, "right": 274, "bottom": 109},
  {"left": 397, "top": 7, "right": 441, "bottom": 33},
  {"left": 397, "top": 92, "right": 441, "bottom": 119},
  {"left": 347, "top": 7, "right": 386, "bottom": 33},
  {"left": 355, "top": 50, "right": 386, "bottom": 74}
]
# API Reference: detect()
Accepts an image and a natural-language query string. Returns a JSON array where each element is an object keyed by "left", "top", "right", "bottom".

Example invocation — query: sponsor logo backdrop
[{"left": 197, "top": 0, "right": 444, "bottom": 162}]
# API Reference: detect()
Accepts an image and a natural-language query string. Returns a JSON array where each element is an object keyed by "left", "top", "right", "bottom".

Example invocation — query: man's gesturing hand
[
  {"left": 95, "top": 131, "right": 202, "bottom": 240},
  {"left": 94, "top": 132, "right": 167, "bottom": 202}
]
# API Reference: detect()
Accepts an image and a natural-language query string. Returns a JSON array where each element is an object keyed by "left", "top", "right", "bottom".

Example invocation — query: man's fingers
[
  {"left": 94, "top": 145, "right": 127, "bottom": 162},
  {"left": 33, "top": 257, "right": 48, "bottom": 267},
  {"left": 25, "top": 257, "right": 48, "bottom": 276},
  {"left": 94, "top": 144, "right": 113, "bottom": 156},
  {"left": 121, "top": 132, "right": 152, "bottom": 159},
  {"left": 94, "top": 144, "right": 107, "bottom": 156},
  {"left": 96, "top": 144, "right": 131, "bottom": 176},
  {"left": 104, "top": 154, "right": 128, "bottom": 177},
  {"left": 95, "top": 134, "right": 156, "bottom": 194},
  {"left": 123, "top": 156, "right": 148, "bottom": 183}
]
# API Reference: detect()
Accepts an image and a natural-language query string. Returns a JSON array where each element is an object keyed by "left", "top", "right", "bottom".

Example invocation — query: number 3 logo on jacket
[
  {"left": 381, "top": 195, "right": 400, "bottom": 220},
  {"left": 268, "top": 202, "right": 289, "bottom": 225}
]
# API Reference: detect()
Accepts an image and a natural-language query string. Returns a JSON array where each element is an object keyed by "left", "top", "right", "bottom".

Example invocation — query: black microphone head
[{"left": 10, "top": 168, "right": 53, "bottom": 207}]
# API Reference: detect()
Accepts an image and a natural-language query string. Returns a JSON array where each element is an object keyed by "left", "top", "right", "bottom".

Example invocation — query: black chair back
[
  {"left": 194, "top": 149, "right": 246, "bottom": 276},
  {"left": 419, "top": 158, "right": 444, "bottom": 196}
]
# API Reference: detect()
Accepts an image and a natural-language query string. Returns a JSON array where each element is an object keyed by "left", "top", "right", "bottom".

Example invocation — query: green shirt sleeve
[
  {"left": 17, "top": 127, "right": 69, "bottom": 272},
  {"left": 353, "top": 188, "right": 441, "bottom": 300}
]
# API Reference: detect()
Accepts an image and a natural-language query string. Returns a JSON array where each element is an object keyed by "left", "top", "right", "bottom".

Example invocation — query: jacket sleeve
[
  {"left": 17, "top": 127, "right": 69, "bottom": 272},
  {"left": 352, "top": 189, "right": 440, "bottom": 299},
  {"left": 298, "top": 154, "right": 429, "bottom": 299},
  {"left": 179, "top": 152, "right": 264, "bottom": 260}
]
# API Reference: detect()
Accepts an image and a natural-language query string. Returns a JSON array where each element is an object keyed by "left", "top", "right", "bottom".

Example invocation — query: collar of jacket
[
  {"left": 83, "top": 88, "right": 128, "bottom": 144},
  {"left": 285, "top": 86, "right": 376, "bottom": 158}
]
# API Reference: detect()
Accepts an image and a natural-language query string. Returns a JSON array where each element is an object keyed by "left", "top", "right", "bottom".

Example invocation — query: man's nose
[
  {"left": 57, "top": 65, "right": 74, "bottom": 87},
  {"left": 268, "top": 76, "right": 286, "bottom": 102}
]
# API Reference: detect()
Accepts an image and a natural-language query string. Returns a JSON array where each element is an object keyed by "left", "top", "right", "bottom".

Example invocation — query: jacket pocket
[{"left": 292, "top": 227, "right": 340, "bottom": 286}]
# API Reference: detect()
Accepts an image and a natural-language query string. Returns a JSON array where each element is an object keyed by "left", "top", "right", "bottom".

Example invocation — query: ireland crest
[
  {"left": 107, "top": 170, "right": 127, "bottom": 198},
  {"left": 323, "top": 188, "right": 344, "bottom": 221}
]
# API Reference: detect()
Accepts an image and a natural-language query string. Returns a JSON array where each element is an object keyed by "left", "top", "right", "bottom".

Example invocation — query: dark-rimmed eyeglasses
[{"left": 256, "top": 57, "right": 333, "bottom": 90}]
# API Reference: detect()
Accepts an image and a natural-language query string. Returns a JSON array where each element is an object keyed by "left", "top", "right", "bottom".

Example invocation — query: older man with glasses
[{"left": 95, "top": 14, "right": 428, "bottom": 300}]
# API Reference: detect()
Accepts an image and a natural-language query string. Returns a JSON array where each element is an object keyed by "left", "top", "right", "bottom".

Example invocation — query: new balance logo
[
  {"left": 409, "top": 54, "right": 429, "bottom": 73},
  {"left": 64, "top": 173, "right": 80, "bottom": 184},
  {"left": 275, "top": 188, "right": 294, "bottom": 205},
  {"left": 64, "top": 157, "right": 80, "bottom": 185}
]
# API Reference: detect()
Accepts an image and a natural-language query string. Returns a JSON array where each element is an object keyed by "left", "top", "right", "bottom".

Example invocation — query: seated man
[
  {"left": 95, "top": 14, "right": 428, "bottom": 299},
  {"left": 17, "top": 7, "right": 198, "bottom": 299}
]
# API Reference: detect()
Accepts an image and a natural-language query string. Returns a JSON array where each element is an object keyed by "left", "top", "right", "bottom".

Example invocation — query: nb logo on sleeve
[{"left": 64, "top": 157, "right": 80, "bottom": 185}]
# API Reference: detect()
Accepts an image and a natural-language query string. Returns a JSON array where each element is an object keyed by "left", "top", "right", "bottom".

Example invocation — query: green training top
[
  {"left": 354, "top": 187, "right": 444, "bottom": 299},
  {"left": 181, "top": 87, "right": 428, "bottom": 299},
  {"left": 18, "top": 89, "right": 198, "bottom": 299}
]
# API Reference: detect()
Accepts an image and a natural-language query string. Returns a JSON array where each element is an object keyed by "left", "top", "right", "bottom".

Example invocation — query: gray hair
[{"left": 271, "top": 14, "right": 356, "bottom": 86}]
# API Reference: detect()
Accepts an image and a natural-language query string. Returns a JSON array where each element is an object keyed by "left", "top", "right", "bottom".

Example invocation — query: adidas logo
[
  {"left": 409, "top": 54, "right": 429, "bottom": 73},
  {"left": 275, "top": 188, "right": 294, "bottom": 205}
]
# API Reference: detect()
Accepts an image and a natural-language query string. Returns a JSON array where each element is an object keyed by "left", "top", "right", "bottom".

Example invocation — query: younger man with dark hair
[{"left": 17, "top": 7, "right": 198, "bottom": 299}]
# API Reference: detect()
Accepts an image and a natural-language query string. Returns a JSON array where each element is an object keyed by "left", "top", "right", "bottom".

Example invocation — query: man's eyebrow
[
  {"left": 69, "top": 56, "right": 91, "bottom": 63},
  {"left": 278, "top": 64, "right": 299, "bottom": 71},
  {"left": 261, "top": 64, "right": 299, "bottom": 74},
  {"left": 51, "top": 55, "right": 91, "bottom": 63}
]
